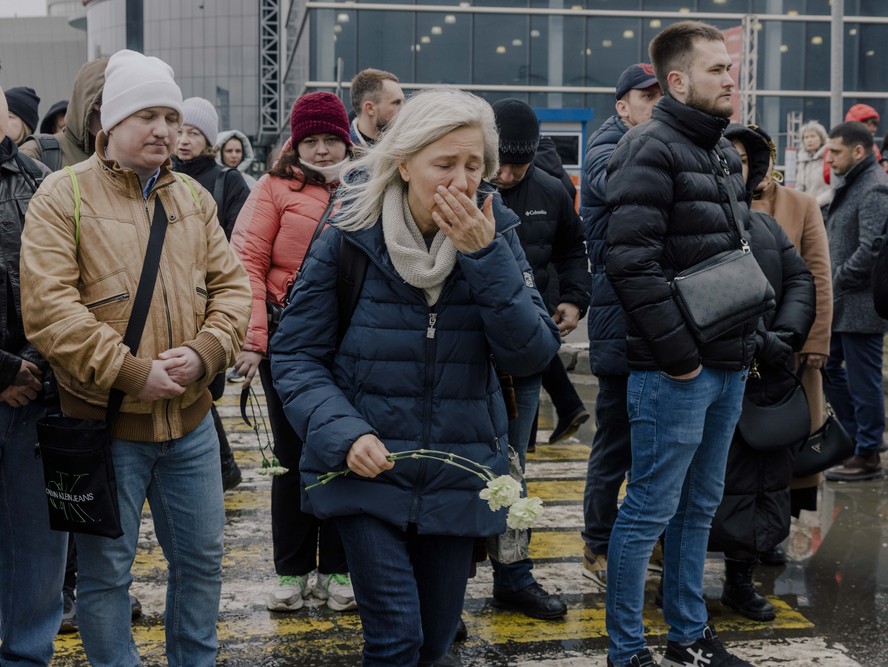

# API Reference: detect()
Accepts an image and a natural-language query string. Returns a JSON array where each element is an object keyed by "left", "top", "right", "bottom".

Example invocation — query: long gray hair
[{"left": 334, "top": 88, "right": 500, "bottom": 231}]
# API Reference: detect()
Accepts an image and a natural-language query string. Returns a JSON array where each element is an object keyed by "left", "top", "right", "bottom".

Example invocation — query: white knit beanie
[
  {"left": 101, "top": 50, "right": 183, "bottom": 132},
  {"left": 182, "top": 97, "right": 219, "bottom": 145}
]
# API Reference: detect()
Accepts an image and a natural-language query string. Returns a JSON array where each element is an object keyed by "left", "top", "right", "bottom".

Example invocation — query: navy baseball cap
[{"left": 615, "top": 63, "right": 659, "bottom": 100}]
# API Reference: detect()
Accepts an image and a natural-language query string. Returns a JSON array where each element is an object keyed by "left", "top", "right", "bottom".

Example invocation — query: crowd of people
[{"left": 1, "top": 16, "right": 886, "bottom": 667}]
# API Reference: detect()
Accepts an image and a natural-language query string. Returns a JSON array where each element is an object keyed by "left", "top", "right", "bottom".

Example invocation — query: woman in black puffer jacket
[{"left": 708, "top": 124, "right": 816, "bottom": 622}]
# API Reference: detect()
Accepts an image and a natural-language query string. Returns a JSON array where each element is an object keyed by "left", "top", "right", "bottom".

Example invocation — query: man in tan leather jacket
[{"left": 20, "top": 50, "right": 250, "bottom": 667}]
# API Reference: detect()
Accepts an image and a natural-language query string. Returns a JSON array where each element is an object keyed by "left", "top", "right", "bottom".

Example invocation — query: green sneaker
[
  {"left": 266, "top": 574, "right": 308, "bottom": 611},
  {"left": 312, "top": 572, "right": 357, "bottom": 611}
]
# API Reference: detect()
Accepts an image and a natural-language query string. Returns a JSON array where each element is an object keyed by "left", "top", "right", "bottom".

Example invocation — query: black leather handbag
[
  {"left": 670, "top": 149, "right": 775, "bottom": 343},
  {"left": 737, "top": 369, "right": 810, "bottom": 452},
  {"left": 36, "top": 199, "right": 169, "bottom": 538},
  {"left": 792, "top": 405, "right": 854, "bottom": 478}
]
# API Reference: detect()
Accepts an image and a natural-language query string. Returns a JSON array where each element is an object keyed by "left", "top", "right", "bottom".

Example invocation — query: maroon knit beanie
[{"left": 290, "top": 92, "right": 352, "bottom": 147}]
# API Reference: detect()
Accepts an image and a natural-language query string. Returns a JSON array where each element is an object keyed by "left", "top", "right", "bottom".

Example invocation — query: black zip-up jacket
[
  {"left": 172, "top": 154, "right": 249, "bottom": 240},
  {"left": 500, "top": 164, "right": 590, "bottom": 316},
  {"left": 0, "top": 137, "right": 51, "bottom": 391},
  {"left": 605, "top": 93, "right": 757, "bottom": 376}
]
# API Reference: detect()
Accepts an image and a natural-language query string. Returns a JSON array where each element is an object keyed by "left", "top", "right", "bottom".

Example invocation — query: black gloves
[{"left": 755, "top": 330, "right": 794, "bottom": 369}]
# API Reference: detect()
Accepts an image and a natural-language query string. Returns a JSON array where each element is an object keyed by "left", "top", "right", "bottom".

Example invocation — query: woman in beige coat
[{"left": 749, "top": 126, "right": 833, "bottom": 556}]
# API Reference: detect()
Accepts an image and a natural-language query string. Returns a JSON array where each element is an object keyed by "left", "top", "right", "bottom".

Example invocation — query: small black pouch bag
[{"left": 36, "top": 198, "right": 170, "bottom": 538}]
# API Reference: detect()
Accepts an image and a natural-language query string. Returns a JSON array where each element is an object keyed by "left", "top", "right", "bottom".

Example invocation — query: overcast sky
[{"left": 0, "top": 0, "right": 48, "bottom": 18}]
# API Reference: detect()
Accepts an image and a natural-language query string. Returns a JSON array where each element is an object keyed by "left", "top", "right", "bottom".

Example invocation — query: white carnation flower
[
  {"left": 478, "top": 475, "right": 522, "bottom": 511},
  {"left": 506, "top": 496, "right": 544, "bottom": 530}
]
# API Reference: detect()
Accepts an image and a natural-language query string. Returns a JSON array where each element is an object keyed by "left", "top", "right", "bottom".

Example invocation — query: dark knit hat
[
  {"left": 491, "top": 99, "right": 539, "bottom": 165},
  {"left": 6, "top": 87, "right": 40, "bottom": 134},
  {"left": 39, "top": 99, "right": 68, "bottom": 134},
  {"left": 290, "top": 92, "right": 352, "bottom": 147}
]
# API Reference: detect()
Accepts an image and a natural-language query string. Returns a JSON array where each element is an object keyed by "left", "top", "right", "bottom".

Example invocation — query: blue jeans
[
  {"left": 491, "top": 373, "right": 541, "bottom": 591},
  {"left": 606, "top": 368, "right": 745, "bottom": 664},
  {"left": 76, "top": 413, "right": 224, "bottom": 667},
  {"left": 0, "top": 400, "right": 67, "bottom": 666},
  {"left": 583, "top": 374, "right": 632, "bottom": 556},
  {"left": 336, "top": 514, "right": 474, "bottom": 666},
  {"left": 825, "top": 332, "right": 885, "bottom": 455}
]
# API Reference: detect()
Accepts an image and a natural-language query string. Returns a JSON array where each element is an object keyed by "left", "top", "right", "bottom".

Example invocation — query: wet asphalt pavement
[{"left": 50, "top": 348, "right": 888, "bottom": 666}]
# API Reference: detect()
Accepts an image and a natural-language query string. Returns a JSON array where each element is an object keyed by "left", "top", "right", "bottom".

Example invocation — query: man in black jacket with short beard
[
  {"left": 604, "top": 21, "right": 757, "bottom": 667},
  {"left": 0, "top": 84, "right": 68, "bottom": 665}
]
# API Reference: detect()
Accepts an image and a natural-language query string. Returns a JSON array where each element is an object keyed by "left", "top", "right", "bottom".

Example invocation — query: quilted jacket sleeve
[{"left": 605, "top": 134, "right": 701, "bottom": 376}]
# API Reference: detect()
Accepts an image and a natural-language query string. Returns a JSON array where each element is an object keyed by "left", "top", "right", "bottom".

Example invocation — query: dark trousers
[
  {"left": 208, "top": 372, "right": 235, "bottom": 470},
  {"left": 541, "top": 353, "right": 585, "bottom": 420},
  {"left": 337, "top": 514, "right": 473, "bottom": 666},
  {"left": 582, "top": 374, "right": 632, "bottom": 556},
  {"left": 259, "top": 359, "right": 348, "bottom": 576},
  {"left": 825, "top": 332, "right": 886, "bottom": 455}
]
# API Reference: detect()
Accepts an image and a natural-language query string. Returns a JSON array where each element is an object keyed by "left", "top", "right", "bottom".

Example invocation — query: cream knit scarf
[{"left": 381, "top": 183, "right": 457, "bottom": 306}]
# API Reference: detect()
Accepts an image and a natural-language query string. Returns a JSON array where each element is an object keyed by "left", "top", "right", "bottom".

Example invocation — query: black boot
[{"left": 720, "top": 558, "right": 775, "bottom": 622}]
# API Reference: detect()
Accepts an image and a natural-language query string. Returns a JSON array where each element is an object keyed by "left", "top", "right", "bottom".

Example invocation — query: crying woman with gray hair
[{"left": 269, "top": 88, "right": 560, "bottom": 665}]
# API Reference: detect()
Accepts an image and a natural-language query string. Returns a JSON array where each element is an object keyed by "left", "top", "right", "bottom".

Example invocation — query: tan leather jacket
[{"left": 21, "top": 133, "right": 252, "bottom": 441}]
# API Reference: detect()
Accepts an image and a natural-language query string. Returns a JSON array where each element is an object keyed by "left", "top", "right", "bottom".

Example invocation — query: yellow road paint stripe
[
  {"left": 527, "top": 479, "right": 585, "bottom": 502},
  {"left": 53, "top": 598, "right": 813, "bottom": 662},
  {"left": 527, "top": 444, "right": 591, "bottom": 461},
  {"left": 529, "top": 530, "right": 583, "bottom": 560}
]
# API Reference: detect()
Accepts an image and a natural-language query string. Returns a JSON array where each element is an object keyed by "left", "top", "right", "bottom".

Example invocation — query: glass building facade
[
  {"left": 287, "top": 0, "right": 888, "bottom": 163},
  {"left": 85, "top": 0, "right": 261, "bottom": 141}
]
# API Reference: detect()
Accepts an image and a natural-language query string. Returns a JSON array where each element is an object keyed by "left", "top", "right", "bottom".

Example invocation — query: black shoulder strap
[
  {"left": 12, "top": 154, "right": 44, "bottom": 195},
  {"left": 336, "top": 235, "right": 369, "bottom": 345},
  {"left": 713, "top": 147, "right": 749, "bottom": 249},
  {"left": 105, "top": 199, "right": 169, "bottom": 427},
  {"left": 27, "top": 133, "right": 62, "bottom": 172},
  {"left": 213, "top": 167, "right": 231, "bottom": 211}
]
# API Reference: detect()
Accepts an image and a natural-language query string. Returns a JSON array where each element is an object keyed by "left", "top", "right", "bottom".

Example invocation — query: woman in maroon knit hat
[{"left": 230, "top": 91, "right": 356, "bottom": 613}]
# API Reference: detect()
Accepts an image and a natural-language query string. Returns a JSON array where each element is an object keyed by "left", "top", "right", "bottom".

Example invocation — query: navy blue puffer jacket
[
  {"left": 271, "top": 192, "right": 561, "bottom": 537},
  {"left": 580, "top": 114, "right": 629, "bottom": 377}
]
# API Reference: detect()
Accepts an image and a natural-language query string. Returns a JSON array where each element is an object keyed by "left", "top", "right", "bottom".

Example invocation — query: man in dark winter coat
[
  {"left": 604, "top": 21, "right": 758, "bottom": 667},
  {"left": 579, "top": 62, "right": 661, "bottom": 592},
  {"left": 0, "top": 85, "right": 67, "bottom": 665},
  {"left": 486, "top": 98, "right": 588, "bottom": 620},
  {"left": 822, "top": 121, "right": 888, "bottom": 482}
]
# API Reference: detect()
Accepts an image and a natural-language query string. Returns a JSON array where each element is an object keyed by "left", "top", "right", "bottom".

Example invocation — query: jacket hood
[
  {"left": 215, "top": 129, "right": 255, "bottom": 173},
  {"left": 39, "top": 99, "right": 68, "bottom": 134},
  {"left": 798, "top": 120, "right": 828, "bottom": 152},
  {"left": 64, "top": 58, "right": 108, "bottom": 154},
  {"left": 724, "top": 123, "right": 771, "bottom": 194}
]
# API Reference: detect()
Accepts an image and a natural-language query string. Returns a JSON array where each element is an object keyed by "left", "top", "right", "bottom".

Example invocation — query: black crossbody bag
[
  {"left": 36, "top": 198, "right": 170, "bottom": 538},
  {"left": 669, "top": 149, "right": 776, "bottom": 343}
]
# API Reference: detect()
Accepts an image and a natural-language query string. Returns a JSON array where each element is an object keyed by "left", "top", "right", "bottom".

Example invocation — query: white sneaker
[
  {"left": 266, "top": 575, "right": 309, "bottom": 611},
  {"left": 312, "top": 572, "right": 357, "bottom": 611}
]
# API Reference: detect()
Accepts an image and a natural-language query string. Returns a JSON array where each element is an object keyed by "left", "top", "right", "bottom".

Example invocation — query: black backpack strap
[
  {"left": 105, "top": 198, "right": 170, "bottom": 427},
  {"left": 213, "top": 167, "right": 231, "bottom": 211},
  {"left": 336, "top": 235, "right": 369, "bottom": 345},
  {"left": 26, "top": 133, "right": 62, "bottom": 172}
]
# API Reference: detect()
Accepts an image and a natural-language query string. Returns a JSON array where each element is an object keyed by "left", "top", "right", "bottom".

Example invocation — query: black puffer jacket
[
  {"left": 709, "top": 210, "right": 815, "bottom": 554},
  {"left": 0, "top": 137, "right": 51, "bottom": 390},
  {"left": 172, "top": 154, "right": 249, "bottom": 240},
  {"left": 500, "top": 164, "right": 590, "bottom": 316},
  {"left": 709, "top": 123, "right": 816, "bottom": 555},
  {"left": 605, "top": 94, "right": 757, "bottom": 376}
]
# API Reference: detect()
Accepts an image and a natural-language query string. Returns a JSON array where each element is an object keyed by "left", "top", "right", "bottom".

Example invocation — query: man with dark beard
[
  {"left": 603, "top": 21, "right": 757, "bottom": 667},
  {"left": 348, "top": 68, "right": 405, "bottom": 149}
]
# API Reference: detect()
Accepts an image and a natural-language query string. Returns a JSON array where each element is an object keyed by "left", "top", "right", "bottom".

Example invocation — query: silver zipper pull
[{"left": 426, "top": 313, "right": 437, "bottom": 339}]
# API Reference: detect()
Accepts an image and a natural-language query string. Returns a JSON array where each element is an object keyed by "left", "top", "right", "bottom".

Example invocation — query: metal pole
[{"left": 830, "top": 0, "right": 844, "bottom": 128}]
